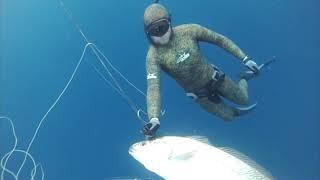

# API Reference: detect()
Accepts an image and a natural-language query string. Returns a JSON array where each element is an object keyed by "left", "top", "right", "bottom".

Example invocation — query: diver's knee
[
  {"left": 215, "top": 108, "right": 235, "bottom": 122},
  {"left": 221, "top": 114, "right": 234, "bottom": 122},
  {"left": 197, "top": 98, "right": 236, "bottom": 121}
]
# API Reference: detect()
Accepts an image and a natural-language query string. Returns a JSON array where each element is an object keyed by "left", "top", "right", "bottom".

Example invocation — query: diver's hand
[
  {"left": 243, "top": 56, "right": 260, "bottom": 74},
  {"left": 141, "top": 118, "right": 160, "bottom": 138}
]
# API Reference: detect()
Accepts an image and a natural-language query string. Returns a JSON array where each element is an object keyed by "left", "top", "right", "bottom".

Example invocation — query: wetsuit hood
[{"left": 144, "top": 3, "right": 170, "bottom": 28}]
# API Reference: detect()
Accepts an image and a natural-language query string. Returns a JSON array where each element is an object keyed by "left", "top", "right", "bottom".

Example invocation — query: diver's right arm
[
  {"left": 142, "top": 48, "right": 161, "bottom": 138},
  {"left": 188, "top": 24, "right": 260, "bottom": 73}
]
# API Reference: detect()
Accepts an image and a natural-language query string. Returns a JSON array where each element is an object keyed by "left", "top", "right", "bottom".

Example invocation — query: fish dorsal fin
[
  {"left": 219, "top": 147, "right": 274, "bottom": 179},
  {"left": 187, "top": 136, "right": 211, "bottom": 145}
]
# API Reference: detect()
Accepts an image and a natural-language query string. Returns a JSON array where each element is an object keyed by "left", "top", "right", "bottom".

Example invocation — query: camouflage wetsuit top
[{"left": 146, "top": 24, "right": 249, "bottom": 121}]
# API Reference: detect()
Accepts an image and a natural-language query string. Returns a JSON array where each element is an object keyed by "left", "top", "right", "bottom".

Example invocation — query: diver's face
[
  {"left": 146, "top": 19, "right": 172, "bottom": 46},
  {"left": 150, "top": 27, "right": 172, "bottom": 46}
]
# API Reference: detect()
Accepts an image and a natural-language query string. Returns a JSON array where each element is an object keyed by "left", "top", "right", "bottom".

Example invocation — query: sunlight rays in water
[
  {"left": 1, "top": 1, "right": 150, "bottom": 179},
  {"left": 0, "top": 37, "right": 149, "bottom": 179},
  {"left": 0, "top": 42, "right": 147, "bottom": 180}
]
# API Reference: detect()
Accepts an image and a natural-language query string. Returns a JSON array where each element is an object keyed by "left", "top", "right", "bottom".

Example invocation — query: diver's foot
[{"left": 234, "top": 103, "right": 257, "bottom": 116}]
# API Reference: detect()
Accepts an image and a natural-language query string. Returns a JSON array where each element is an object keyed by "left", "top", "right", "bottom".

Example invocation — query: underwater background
[{"left": 1, "top": 0, "right": 319, "bottom": 179}]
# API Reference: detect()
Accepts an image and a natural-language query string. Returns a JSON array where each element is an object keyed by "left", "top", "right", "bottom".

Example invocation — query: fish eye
[{"left": 141, "top": 142, "right": 146, "bottom": 146}]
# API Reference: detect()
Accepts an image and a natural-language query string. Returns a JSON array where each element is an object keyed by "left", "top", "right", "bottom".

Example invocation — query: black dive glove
[
  {"left": 242, "top": 56, "right": 260, "bottom": 74},
  {"left": 141, "top": 118, "right": 160, "bottom": 138}
]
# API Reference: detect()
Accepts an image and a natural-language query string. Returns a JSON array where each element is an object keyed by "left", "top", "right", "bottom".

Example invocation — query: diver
[{"left": 141, "top": 2, "right": 262, "bottom": 138}]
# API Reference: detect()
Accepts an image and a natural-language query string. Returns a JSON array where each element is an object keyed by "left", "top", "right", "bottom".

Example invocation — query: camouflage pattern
[
  {"left": 146, "top": 24, "right": 249, "bottom": 121},
  {"left": 144, "top": 4, "right": 170, "bottom": 27}
]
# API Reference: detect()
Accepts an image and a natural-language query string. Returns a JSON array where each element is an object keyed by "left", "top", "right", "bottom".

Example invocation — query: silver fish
[{"left": 129, "top": 136, "right": 273, "bottom": 180}]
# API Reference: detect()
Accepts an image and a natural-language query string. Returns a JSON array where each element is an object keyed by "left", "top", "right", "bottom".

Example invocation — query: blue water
[{"left": 1, "top": 0, "right": 319, "bottom": 179}]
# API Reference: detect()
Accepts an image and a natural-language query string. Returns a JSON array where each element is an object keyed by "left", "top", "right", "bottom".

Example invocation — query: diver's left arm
[
  {"left": 142, "top": 48, "right": 161, "bottom": 138},
  {"left": 189, "top": 24, "right": 259, "bottom": 72}
]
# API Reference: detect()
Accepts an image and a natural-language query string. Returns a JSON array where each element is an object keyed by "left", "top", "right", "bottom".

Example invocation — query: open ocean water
[{"left": 0, "top": 0, "right": 319, "bottom": 179}]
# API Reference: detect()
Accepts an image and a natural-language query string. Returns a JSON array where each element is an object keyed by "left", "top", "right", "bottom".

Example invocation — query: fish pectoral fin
[{"left": 169, "top": 150, "right": 197, "bottom": 161}]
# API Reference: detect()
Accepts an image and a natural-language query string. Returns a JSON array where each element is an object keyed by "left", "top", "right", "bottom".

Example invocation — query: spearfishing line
[
  {"left": 0, "top": 116, "right": 17, "bottom": 180},
  {"left": 0, "top": 117, "right": 45, "bottom": 180},
  {"left": 58, "top": 0, "right": 146, "bottom": 97},
  {"left": 57, "top": 0, "right": 147, "bottom": 121},
  {"left": 90, "top": 43, "right": 146, "bottom": 97},
  {"left": 16, "top": 43, "right": 92, "bottom": 177},
  {"left": 91, "top": 62, "right": 147, "bottom": 124},
  {"left": 6, "top": 1, "right": 149, "bottom": 178}
]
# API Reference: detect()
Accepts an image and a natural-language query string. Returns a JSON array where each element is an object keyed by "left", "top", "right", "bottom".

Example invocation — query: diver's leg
[
  {"left": 196, "top": 97, "right": 239, "bottom": 121},
  {"left": 217, "top": 75, "right": 249, "bottom": 105}
]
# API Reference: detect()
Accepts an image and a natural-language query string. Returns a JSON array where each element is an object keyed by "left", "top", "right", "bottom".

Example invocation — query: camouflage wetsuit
[{"left": 146, "top": 24, "right": 249, "bottom": 121}]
